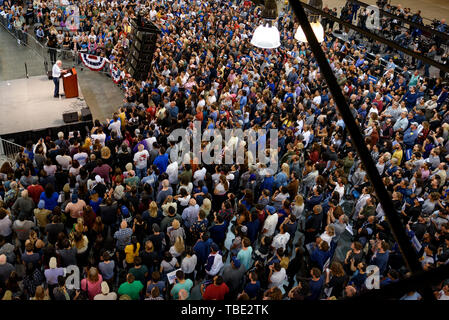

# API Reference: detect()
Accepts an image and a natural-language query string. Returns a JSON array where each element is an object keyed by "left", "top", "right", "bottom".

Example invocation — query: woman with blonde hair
[
  {"left": 80, "top": 267, "right": 103, "bottom": 300},
  {"left": 71, "top": 231, "right": 89, "bottom": 268},
  {"left": 82, "top": 137, "right": 92, "bottom": 151},
  {"left": 292, "top": 195, "right": 305, "bottom": 230},
  {"left": 161, "top": 195, "right": 177, "bottom": 216},
  {"left": 274, "top": 163, "right": 290, "bottom": 189},
  {"left": 71, "top": 217, "right": 87, "bottom": 234},
  {"left": 320, "top": 225, "right": 335, "bottom": 246},
  {"left": 31, "top": 286, "right": 50, "bottom": 300},
  {"left": 149, "top": 201, "right": 158, "bottom": 218},
  {"left": 170, "top": 235, "right": 185, "bottom": 258},
  {"left": 200, "top": 198, "right": 212, "bottom": 217}
]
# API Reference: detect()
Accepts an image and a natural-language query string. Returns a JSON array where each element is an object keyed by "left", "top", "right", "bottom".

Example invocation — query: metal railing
[
  {"left": 0, "top": 137, "right": 23, "bottom": 163},
  {"left": 0, "top": 15, "right": 113, "bottom": 76}
]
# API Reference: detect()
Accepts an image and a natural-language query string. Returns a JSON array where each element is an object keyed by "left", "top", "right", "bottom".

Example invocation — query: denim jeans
[
  {"left": 53, "top": 77, "right": 59, "bottom": 97},
  {"left": 136, "top": 167, "right": 146, "bottom": 179}
]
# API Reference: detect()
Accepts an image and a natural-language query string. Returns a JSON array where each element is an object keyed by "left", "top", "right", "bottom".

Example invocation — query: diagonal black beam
[
  {"left": 287, "top": 0, "right": 435, "bottom": 301},
  {"left": 351, "top": 263, "right": 449, "bottom": 300},
  {"left": 349, "top": 0, "right": 449, "bottom": 41},
  {"left": 299, "top": 1, "right": 449, "bottom": 73}
]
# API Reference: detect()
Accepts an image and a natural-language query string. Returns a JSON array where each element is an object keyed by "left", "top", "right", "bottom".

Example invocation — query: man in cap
[
  {"left": 94, "top": 281, "right": 117, "bottom": 300},
  {"left": 222, "top": 256, "right": 246, "bottom": 298},
  {"left": 64, "top": 193, "right": 86, "bottom": 227},
  {"left": 34, "top": 199, "right": 51, "bottom": 232}
]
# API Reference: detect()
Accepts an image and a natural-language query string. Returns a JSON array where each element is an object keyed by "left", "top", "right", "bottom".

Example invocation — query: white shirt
[
  {"left": 320, "top": 232, "right": 334, "bottom": 246},
  {"left": 269, "top": 268, "right": 287, "bottom": 289},
  {"left": 91, "top": 133, "right": 106, "bottom": 147},
  {"left": 263, "top": 214, "right": 278, "bottom": 237},
  {"left": 439, "top": 290, "right": 449, "bottom": 300},
  {"left": 108, "top": 120, "right": 122, "bottom": 139},
  {"left": 133, "top": 150, "right": 149, "bottom": 169},
  {"left": 73, "top": 152, "right": 88, "bottom": 166},
  {"left": 193, "top": 167, "right": 206, "bottom": 186},
  {"left": 145, "top": 137, "right": 156, "bottom": 151},
  {"left": 166, "top": 161, "right": 179, "bottom": 184},
  {"left": 206, "top": 253, "right": 224, "bottom": 276},
  {"left": 272, "top": 232, "right": 290, "bottom": 250},
  {"left": 52, "top": 63, "right": 61, "bottom": 78},
  {"left": 334, "top": 184, "right": 345, "bottom": 199}
]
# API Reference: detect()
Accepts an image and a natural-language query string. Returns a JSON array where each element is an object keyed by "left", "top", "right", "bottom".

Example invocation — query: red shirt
[
  {"left": 203, "top": 283, "right": 229, "bottom": 300},
  {"left": 146, "top": 106, "right": 156, "bottom": 119},
  {"left": 27, "top": 184, "right": 44, "bottom": 204}
]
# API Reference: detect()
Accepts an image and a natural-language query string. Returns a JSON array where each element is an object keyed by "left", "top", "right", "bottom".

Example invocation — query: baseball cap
[
  {"left": 101, "top": 281, "right": 110, "bottom": 295},
  {"left": 231, "top": 256, "right": 241, "bottom": 268},
  {"left": 210, "top": 242, "right": 219, "bottom": 252},
  {"left": 266, "top": 205, "right": 276, "bottom": 214},
  {"left": 38, "top": 200, "right": 45, "bottom": 209},
  {"left": 121, "top": 205, "right": 129, "bottom": 217}
]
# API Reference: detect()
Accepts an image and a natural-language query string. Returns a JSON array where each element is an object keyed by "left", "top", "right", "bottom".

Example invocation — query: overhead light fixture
[
  {"left": 251, "top": 0, "right": 280, "bottom": 49},
  {"left": 251, "top": 22, "right": 281, "bottom": 49},
  {"left": 295, "top": 0, "right": 324, "bottom": 43}
]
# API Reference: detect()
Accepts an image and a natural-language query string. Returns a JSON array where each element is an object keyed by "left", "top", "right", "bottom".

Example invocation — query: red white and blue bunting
[
  {"left": 79, "top": 53, "right": 109, "bottom": 71},
  {"left": 110, "top": 64, "right": 126, "bottom": 84}
]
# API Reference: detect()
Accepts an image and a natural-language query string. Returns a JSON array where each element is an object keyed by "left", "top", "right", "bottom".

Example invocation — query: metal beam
[
  {"left": 299, "top": 1, "right": 449, "bottom": 73},
  {"left": 288, "top": 0, "right": 435, "bottom": 300},
  {"left": 352, "top": 263, "right": 449, "bottom": 300}
]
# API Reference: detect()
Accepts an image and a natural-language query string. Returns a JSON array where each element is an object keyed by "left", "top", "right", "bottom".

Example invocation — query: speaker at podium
[{"left": 62, "top": 67, "right": 79, "bottom": 98}]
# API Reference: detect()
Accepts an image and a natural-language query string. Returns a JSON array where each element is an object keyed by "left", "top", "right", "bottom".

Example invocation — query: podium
[{"left": 62, "top": 67, "right": 79, "bottom": 98}]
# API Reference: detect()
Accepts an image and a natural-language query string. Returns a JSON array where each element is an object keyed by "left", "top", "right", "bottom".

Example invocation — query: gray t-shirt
[
  {"left": 99, "top": 260, "right": 115, "bottom": 280},
  {"left": 0, "top": 262, "right": 15, "bottom": 286},
  {"left": 222, "top": 264, "right": 246, "bottom": 292}
]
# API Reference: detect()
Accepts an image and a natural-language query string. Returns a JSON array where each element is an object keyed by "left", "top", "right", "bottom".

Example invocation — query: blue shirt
[
  {"left": 244, "top": 281, "right": 260, "bottom": 299},
  {"left": 39, "top": 192, "right": 59, "bottom": 211},
  {"left": 209, "top": 222, "right": 228, "bottom": 245},
  {"left": 371, "top": 251, "right": 390, "bottom": 275},
  {"left": 306, "top": 276, "right": 324, "bottom": 300},
  {"left": 153, "top": 153, "right": 169, "bottom": 173},
  {"left": 193, "top": 239, "right": 212, "bottom": 265}
]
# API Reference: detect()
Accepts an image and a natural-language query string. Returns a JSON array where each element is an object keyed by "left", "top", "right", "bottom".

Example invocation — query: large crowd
[{"left": 0, "top": 0, "right": 449, "bottom": 301}]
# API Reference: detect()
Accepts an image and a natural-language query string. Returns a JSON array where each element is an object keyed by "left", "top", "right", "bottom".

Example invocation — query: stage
[{"left": 0, "top": 75, "right": 89, "bottom": 135}]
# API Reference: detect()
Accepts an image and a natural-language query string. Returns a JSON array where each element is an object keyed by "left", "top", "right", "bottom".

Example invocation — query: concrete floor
[
  {"left": 0, "top": 26, "right": 45, "bottom": 81},
  {"left": 76, "top": 68, "right": 125, "bottom": 122},
  {"left": 0, "top": 26, "right": 124, "bottom": 123},
  {"left": 0, "top": 75, "right": 88, "bottom": 134}
]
